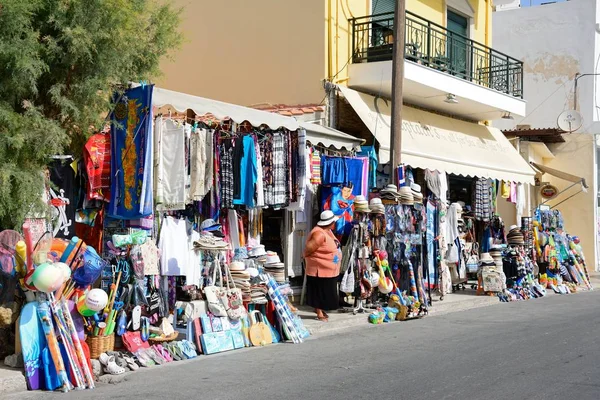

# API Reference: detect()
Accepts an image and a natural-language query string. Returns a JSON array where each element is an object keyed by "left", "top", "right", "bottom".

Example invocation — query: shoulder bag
[
  {"left": 466, "top": 242, "right": 479, "bottom": 273},
  {"left": 222, "top": 264, "right": 246, "bottom": 320},
  {"left": 204, "top": 260, "right": 228, "bottom": 317}
]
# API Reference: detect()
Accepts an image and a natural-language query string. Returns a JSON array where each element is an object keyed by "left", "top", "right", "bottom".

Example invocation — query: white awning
[
  {"left": 338, "top": 85, "right": 535, "bottom": 184},
  {"left": 299, "top": 122, "right": 364, "bottom": 150},
  {"left": 531, "top": 162, "right": 588, "bottom": 189},
  {"left": 152, "top": 87, "right": 299, "bottom": 131}
]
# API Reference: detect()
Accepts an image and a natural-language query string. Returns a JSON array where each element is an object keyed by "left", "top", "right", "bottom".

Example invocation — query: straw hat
[
  {"left": 247, "top": 244, "right": 266, "bottom": 258},
  {"left": 381, "top": 184, "right": 399, "bottom": 195},
  {"left": 479, "top": 252, "right": 496, "bottom": 267},
  {"left": 398, "top": 186, "right": 414, "bottom": 205},
  {"left": 354, "top": 195, "right": 371, "bottom": 213},
  {"left": 229, "top": 261, "right": 246, "bottom": 271},
  {"left": 317, "top": 210, "right": 339, "bottom": 227},
  {"left": 265, "top": 252, "right": 281, "bottom": 265},
  {"left": 369, "top": 198, "right": 385, "bottom": 214}
]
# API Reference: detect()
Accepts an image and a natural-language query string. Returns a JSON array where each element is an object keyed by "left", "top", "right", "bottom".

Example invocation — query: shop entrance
[{"left": 261, "top": 208, "right": 285, "bottom": 262}]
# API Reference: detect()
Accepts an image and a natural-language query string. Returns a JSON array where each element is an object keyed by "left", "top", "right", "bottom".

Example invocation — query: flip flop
[
  {"left": 132, "top": 306, "right": 142, "bottom": 331},
  {"left": 141, "top": 317, "right": 149, "bottom": 341},
  {"left": 177, "top": 341, "right": 197, "bottom": 359},
  {"left": 165, "top": 342, "right": 184, "bottom": 361},
  {"left": 142, "top": 347, "right": 165, "bottom": 365},
  {"left": 122, "top": 354, "right": 139, "bottom": 371},
  {"left": 153, "top": 345, "right": 172, "bottom": 363},
  {"left": 133, "top": 350, "right": 155, "bottom": 367}
]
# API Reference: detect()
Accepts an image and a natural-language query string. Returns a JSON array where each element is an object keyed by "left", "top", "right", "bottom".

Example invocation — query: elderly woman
[{"left": 304, "top": 210, "right": 342, "bottom": 322}]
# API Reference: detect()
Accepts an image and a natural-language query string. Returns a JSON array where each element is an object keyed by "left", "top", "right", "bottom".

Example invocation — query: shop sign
[{"left": 540, "top": 184, "right": 558, "bottom": 199}]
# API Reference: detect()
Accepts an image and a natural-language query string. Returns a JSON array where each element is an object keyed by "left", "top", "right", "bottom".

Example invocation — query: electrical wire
[
  {"left": 517, "top": 79, "right": 569, "bottom": 125},
  {"left": 320, "top": 0, "right": 382, "bottom": 106}
]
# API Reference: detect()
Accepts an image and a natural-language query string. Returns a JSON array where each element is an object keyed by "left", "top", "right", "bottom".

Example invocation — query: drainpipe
[
  {"left": 324, "top": 81, "right": 337, "bottom": 129},
  {"left": 485, "top": 0, "right": 490, "bottom": 47},
  {"left": 327, "top": 0, "right": 332, "bottom": 80}
]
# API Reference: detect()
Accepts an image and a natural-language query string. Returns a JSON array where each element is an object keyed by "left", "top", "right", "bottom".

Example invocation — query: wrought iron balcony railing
[{"left": 350, "top": 11, "right": 523, "bottom": 98}]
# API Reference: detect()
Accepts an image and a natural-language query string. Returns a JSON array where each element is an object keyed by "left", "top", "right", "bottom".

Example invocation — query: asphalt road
[{"left": 8, "top": 290, "right": 600, "bottom": 400}]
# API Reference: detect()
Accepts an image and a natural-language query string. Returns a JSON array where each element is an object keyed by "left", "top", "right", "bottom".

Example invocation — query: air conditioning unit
[{"left": 494, "top": 0, "right": 521, "bottom": 11}]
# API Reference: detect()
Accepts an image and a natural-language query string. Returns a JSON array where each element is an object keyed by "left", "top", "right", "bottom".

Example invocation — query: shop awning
[
  {"left": 338, "top": 85, "right": 536, "bottom": 184},
  {"left": 299, "top": 122, "right": 365, "bottom": 150},
  {"left": 530, "top": 162, "right": 588, "bottom": 190},
  {"left": 152, "top": 87, "right": 300, "bottom": 131}
]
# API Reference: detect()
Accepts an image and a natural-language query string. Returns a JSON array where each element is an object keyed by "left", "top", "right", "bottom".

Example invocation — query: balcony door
[{"left": 447, "top": 10, "right": 469, "bottom": 79}]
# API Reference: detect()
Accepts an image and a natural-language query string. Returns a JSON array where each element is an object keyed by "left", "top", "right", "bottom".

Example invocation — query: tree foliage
[{"left": 0, "top": 0, "right": 181, "bottom": 229}]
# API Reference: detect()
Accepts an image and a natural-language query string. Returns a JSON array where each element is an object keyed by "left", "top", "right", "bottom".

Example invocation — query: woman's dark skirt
[{"left": 306, "top": 275, "right": 339, "bottom": 311}]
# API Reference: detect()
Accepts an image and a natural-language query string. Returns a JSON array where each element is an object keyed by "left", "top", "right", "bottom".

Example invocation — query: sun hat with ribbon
[
  {"left": 317, "top": 210, "right": 338, "bottom": 227},
  {"left": 479, "top": 252, "right": 495, "bottom": 266},
  {"left": 354, "top": 195, "right": 371, "bottom": 213}
]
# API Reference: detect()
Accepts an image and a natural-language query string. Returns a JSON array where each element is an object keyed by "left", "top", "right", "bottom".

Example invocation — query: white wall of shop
[{"left": 493, "top": 0, "right": 600, "bottom": 269}]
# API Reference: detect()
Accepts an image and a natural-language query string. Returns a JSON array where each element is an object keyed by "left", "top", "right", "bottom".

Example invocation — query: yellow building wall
[
  {"left": 157, "top": 0, "right": 327, "bottom": 106},
  {"left": 158, "top": 0, "right": 492, "bottom": 106},
  {"left": 407, "top": 0, "right": 444, "bottom": 25},
  {"left": 542, "top": 134, "right": 596, "bottom": 265}
]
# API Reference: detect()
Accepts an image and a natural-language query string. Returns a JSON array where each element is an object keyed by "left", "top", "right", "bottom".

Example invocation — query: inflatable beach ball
[
  {"left": 31, "top": 262, "right": 62, "bottom": 293},
  {"left": 85, "top": 289, "right": 108, "bottom": 312}
]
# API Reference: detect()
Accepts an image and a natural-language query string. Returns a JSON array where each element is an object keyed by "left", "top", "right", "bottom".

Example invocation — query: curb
[{"left": 0, "top": 367, "right": 27, "bottom": 395}]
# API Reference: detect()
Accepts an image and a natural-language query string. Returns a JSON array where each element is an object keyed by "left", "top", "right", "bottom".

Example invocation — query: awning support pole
[{"left": 549, "top": 189, "right": 584, "bottom": 210}]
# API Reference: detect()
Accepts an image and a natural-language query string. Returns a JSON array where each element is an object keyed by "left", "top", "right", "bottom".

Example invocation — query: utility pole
[{"left": 390, "top": 0, "right": 406, "bottom": 184}]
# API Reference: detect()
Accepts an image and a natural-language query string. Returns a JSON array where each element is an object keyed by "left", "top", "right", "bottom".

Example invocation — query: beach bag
[
  {"left": 222, "top": 265, "right": 246, "bottom": 320},
  {"left": 340, "top": 263, "right": 355, "bottom": 294},
  {"left": 466, "top": 243, "right": 479, "bottom": 273},
  {"left": 482, "top": 269, "right": 503, "bottom": 292},
  {"left": 204, "top": 260, "right": 228, "bottom": 317}
]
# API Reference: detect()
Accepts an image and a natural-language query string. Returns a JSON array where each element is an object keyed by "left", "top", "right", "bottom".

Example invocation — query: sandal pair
[
  {"left": 164, "top": 342, "right": 184, "bottom": 361},
  {"left": 166, "top": 340, "right": 197, "bottom": 360},
  {"left": 133, "top": 349, "right": 155, "bottom": 367},
  {"left": 99, "top": 353, "right": 126, "bottom": 375}
]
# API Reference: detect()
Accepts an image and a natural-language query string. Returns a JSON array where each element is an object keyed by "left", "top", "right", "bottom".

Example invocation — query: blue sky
[{"left": 521, "top": 0, "right": 568, "bottom": 6}]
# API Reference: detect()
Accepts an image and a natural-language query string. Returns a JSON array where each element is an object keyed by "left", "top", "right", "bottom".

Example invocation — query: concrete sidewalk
[{"left": 299, "top": 288, "right": 500, "bottom": 337}]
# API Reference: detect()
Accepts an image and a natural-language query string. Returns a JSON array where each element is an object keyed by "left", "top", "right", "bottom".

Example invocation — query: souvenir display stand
[{"left": 0, "top": 84, "right": 318, "bottom": 393}]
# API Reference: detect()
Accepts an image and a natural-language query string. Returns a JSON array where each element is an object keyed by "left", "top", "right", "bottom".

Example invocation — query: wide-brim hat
[
  {"left": 381, "top": 184, "right": 400, "bottom": 195},
  {"left": 370, "top": 205, "right": 385, "bottom": 214},
  {"left": 200, "top": 218, "right": 221, "bottom": 232},
  {"left": 370, "top": 197, "right": 383, "bottom": 206},
  {"left": 479, "top": 252, "right": 494, "bottom": 264},
  {"left": 410, "top": 183, "right": 421, "bottom": 193},
  {"left": 354, "top": 201, "right": 371, "bottom": 213},
  {"left": 317, "top": 210, "right": 339, "bottom": 227},
  {"left": 265, "top": 253, "right": 281, "bottom": 264},
  {"left": 264, "top": 262, "right": 285, "bottom": 269},
  {"left": 248, "top": 245, "right": 266, "bottom": 257},
  {"left": 229, "top": 261, "right": 246, "bottom": 271}
]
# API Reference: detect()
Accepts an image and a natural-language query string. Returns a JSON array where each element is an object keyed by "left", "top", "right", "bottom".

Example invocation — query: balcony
[{"left": 348, "top": 11, "right": 526, "bottom": 120}]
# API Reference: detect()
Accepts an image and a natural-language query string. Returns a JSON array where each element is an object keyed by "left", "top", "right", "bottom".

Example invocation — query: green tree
[{"left": 0, "top": 0, "right": 181, "bottom": 229}]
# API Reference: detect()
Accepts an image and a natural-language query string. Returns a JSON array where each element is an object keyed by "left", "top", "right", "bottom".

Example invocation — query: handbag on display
[
  {"left": 481, "top": 269, "right": 503, "bottom": 292},
  {"left": 466, "top": 243, "right": 479, "bottom": 273},
  {"left": 222, "top": 265, "right": 246, "bottom": 320},
  {"left": 340, "top": 262, "right": 355, "bottom": 294},
  {"left": 204, "top": 260, "right": 228, "bottom": 317}
]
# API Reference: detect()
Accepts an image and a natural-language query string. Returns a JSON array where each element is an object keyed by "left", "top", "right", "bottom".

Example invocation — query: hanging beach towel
[{"left": 108, "top": 85, "right": 154, "bottom": 219}]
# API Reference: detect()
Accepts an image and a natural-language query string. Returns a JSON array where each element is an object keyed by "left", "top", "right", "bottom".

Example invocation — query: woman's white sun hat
[{"left": 317, "top": 210, "right": 339, "bottom": 227}]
